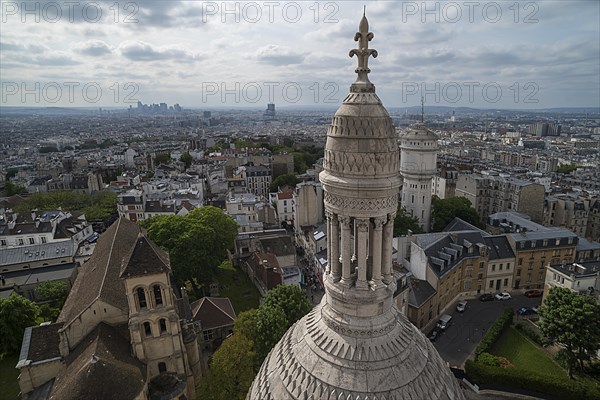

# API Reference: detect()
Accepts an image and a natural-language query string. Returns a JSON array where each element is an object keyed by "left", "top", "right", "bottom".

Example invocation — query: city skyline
[{"left": 1, "top": 1, "right": 599, "bottom": 109}]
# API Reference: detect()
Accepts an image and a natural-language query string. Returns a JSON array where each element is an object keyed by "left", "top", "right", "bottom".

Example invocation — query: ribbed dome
[{"left": 247, "top": 11, "right": 465, "bottom": 400}]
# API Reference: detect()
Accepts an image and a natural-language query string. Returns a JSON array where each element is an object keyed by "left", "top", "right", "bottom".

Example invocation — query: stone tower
[
  {"left": 247, "top": 12, "right": 465, "bottom": 400},
  {"left": 121, "top": 234, "right": 200, "bottom": 398},
  {"left": 400, "top": 123, "right": 438, "bottom": 232}
]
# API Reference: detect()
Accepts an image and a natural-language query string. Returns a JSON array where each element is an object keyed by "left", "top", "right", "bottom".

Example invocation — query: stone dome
[{"left": 247, "top": 12, "right": 465, "bottom": 400}]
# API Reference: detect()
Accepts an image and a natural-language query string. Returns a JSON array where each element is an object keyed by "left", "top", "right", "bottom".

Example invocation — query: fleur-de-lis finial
[{"left": 349, "top": 7, "right": 378, "bottom": 92}]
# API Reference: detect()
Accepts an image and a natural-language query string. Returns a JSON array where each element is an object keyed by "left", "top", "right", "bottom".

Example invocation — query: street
[{"left": 433, "top": 293, "right": 542, "bottom": 367}]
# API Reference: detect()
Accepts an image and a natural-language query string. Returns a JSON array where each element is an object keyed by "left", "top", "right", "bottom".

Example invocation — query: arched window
[
  {"left": 159, "top": 319, "right": 167, "bottom": 334},
  {"left": 143, "top": 321, "right": 152, "bottom": 337},
  {"left": 153, "top": 285, "right": 163, "bottom": 306},
  {"left": 137, "top": 287, "right": 147, "bottom": 309},
  {"left": 158, "top": 362, "right": 167, "bottom": 373}
]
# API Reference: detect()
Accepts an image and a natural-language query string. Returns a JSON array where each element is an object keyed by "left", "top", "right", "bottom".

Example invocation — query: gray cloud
[
  {"left": 72, "top": 40, "right": 113, "bottom": 57},
  {"left": 118, "top": 41, "right": 202, "bottom": 62},
  {"left": 256, "top": 45, "right": 306, "bottom": 66}
]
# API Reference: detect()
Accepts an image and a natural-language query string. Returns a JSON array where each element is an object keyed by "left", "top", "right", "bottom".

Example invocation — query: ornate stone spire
[
  {"left": 349, "top": 9, "right": 378, "bottom": 92},
  {"left": 246, "top": 12, "right": 466, "bottom": 400}
]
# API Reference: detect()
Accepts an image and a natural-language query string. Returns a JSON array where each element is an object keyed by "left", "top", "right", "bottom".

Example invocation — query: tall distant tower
[
  {"left": 399, "top": 122, "right": 438, "bottom": 232},
  {"left": 247, "top": 12, "right": 464, "bottom": 400}
]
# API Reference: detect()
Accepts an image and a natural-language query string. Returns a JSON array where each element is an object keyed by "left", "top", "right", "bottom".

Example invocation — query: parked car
[
  {"left": 517, "top": 307, "right": 536, "bottom": 316},
  {"left": 428, "top": 326, "right": 442, "bottom": 341},
  {"left": 524, "top": 289, "right": 543, "bottom": 298},
  {"left": 456, "top": 300, "right": 467, "bottom": 313},
  {"left": 479, "top": 293, "right": 495, "bottom": 302},
  {"left": 437, "top": 314, "right": 453, "bottom": 330},
  {"left": 495, "top": 292, "right": 512, "bottom": 300},
  {"left": 532, "top": 306, "right": 539, "bottom": 313}
]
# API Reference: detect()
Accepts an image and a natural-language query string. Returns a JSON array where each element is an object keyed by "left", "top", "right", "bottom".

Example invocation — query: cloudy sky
[{"left": 1, "top": 1, "right": 599, "bottom": 109}]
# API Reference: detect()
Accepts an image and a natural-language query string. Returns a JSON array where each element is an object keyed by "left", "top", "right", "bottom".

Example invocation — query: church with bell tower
[{"left": 247, "top": 11, "right": 465, "bottom": 400}]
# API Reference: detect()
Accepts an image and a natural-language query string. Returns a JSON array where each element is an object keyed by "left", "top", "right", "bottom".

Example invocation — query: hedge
[
  {"left": 465, "top": 360, "right": 600, "bottom": 400},
  {"left": 475, "top": 308, "right": 514, "bottom": 359}
]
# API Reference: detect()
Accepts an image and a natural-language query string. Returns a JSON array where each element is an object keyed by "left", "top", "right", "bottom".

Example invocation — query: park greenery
[
  {"left": 180, "top": 152, "right": 193, "bottom": 169},
  {"left": 556, "top": 164, "right": 579, "bottom": 174},
  {"left": 36, "top": 281, "right": 71, "bottom": 323},
  {"left": 539, "top": 287, "right": 600, "bottom": 379},
  {"left": 231, "top": 139, "right": 323, "bottom": 175},
  {"left": 465, "top": 296, "right": 600, "bottom": 400},
  {"left": 198, "top": 284, "right": 312, "bottom": 400},
  {"left": 13, "top": 190, "right": 117, "bottom": 221},
  {"left": 431, "top": 196, "right": 483, "bottom": 232},
  {"left": 154, "top": 152, "right": 171, "bottom": 166},
  {"left": 141, "top": 207, "right": 238, "bottom": 289}
]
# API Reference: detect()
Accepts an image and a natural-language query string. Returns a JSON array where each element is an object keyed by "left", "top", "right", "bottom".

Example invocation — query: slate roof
[
  {"left": 443, "top": 217, "right": 484, "bottom": 233},
  {"left": 407, "top": 276, "right": 437, "bottom": 308},
  {"left": 49, "top": 323, "right": 146, "bottom": 400},
  {"left": 120, "top": 235, "right": 170, "bottom": 278},
  {"left": 57, "top": 218, "right": 140, "bottom": 326},
  {"left": 259, "top": 236, "right": 294, "bottom": 256},
  {"left": 484, "top": 236, "right": 516, "bottom": 260},
  {"left": 0, "top": 241, "right": 76, "bottom": 266},
  {"left": 422, "top": 230, "right": 488, "bottom": 278},
  {"left": 19, "top": 323, "right": 63, "bottom": 364},
  {"left": 190, "top": 297, "right": 236, "bottom": 330},
  {"left": 0, "top": 221, "right": 53, "bottom": 236}
]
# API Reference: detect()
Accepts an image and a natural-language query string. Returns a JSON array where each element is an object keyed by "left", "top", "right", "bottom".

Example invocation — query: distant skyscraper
[
  {"left": 399, "top": 124, "right": 438, "bottom": 232},
  {"left": 264, "top": 103, "right": 275, "bottom": 118},
  {"left": 530, "top": 122, "right": 561, "bottom": 137},
  {"left": 247, "top": 12, "right": 464, "bottom": 400}
]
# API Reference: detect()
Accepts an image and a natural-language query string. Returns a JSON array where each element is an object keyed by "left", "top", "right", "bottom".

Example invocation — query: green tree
[
  {"left": 234, "top": 309, "right": 258, "bottom": 342},
  {"left": 180, "top": 152, "right": 193, "bottom": 169},
  {"left": 539, "top": 287, "right": 600, "bottom": 379},
  {"left": 261, "top": 284, "right": 312, "bottom": 328},
  {"left": 13, "top": 191, "right": 117, "bottom": 222},
  {"left": 154, "top": 152, "right": 171, "bottom": 166},
  {"left": 36, "top": 281, "right": 70, "bottom": 309},
  {"left": 393, "top": 206, "right": 424, "bottom": 236},
  {"left": 142, "top": 207, "right": 238, "bottom": 286},
  {"left": 198, "top": 335, "right": 256, "bottom": 400},
  {"left": 4, "top": 180, "right": 26, "bottom": 196},
  {"left": 255, "top": 305, "right": 288, "bottom": 363},
  {"left": 556, "top": 164, "right": 578, "bottom": 174},
  {"left": 431, "top": 196, "right": 482, "bottom": 232},
  {"left": 270, "top": 173, "right": 298, "bottom": 191},
  {"left": 0, "top": 294, "right": 40, "bottom": 358}
]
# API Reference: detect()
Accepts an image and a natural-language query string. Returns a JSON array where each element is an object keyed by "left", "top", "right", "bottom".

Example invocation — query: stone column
[
  {"left": 339, "top": 216, "right": 352, "bottom": 286},
  {"left": 370, "top": 216, "right": 386, "bottom": 288},
  {"left": 330, "top": 213, "right": 341, "bottom": 282},
  {"left": 355, "top": 219, "right": 369, "bottom": 290},
  {"left": 325, "top": 211, "right": 332, "bottom": 276},
  {"left": 382, "top": 213, "right": 395, "bottom": 284}
]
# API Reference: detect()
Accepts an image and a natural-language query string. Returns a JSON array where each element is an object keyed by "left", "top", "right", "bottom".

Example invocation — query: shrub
[
  {"left": 465, "top": 360, "right": 600, "bottom": 400},
  {"left": 475, "top": 308, "right": 514, "bottom": 358},
  {"left": 515, "top": 322, "right": 545, "bottom": 346},
  {"left": 478, "top": 352, "right": 500, "bottom": 367}
]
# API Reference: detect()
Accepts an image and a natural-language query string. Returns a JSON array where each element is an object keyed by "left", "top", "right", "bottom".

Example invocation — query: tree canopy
[
  {"left": 393, "top": 206, "right": 424, "bottom": 236},
  {"left": 154, "top": 152, "right": 171, "bottom": 166},
  {"left": 180, "top": 152, "right": 193, "bottom": 169},
  {"left": 431, "top": 196, "right": 483, "bottom": 232},
  {"left": 141, "top": 207, "right": 238, "bottom": 286},
  {"left": 13, "top": 191, "right": 117, "bottom": 221},
  {"left": 198, "top": 334, "right": 256, "bottom": 400},
  {"left": 270, "top": 173, "right": 298, "bottom": 192},
  {"left": 3, "top": 180, "right": 26, "bottom": 196},
  {"left": 0, "top": 294, "right": 40, "bottom": 359},
  {"left": 539, "top": 287, "right": 600, "bottom": 378},
  {"left": 197, "top": 284, "right": 312, "bottom": 399}
]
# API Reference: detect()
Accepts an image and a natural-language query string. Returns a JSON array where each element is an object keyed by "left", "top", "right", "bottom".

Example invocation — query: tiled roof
[
  {"left": 57, "top": 218, "right": 140, "bottom": 326},
  {"left": 191, "top": 297, "right": 236, "bottom": 330},
  {"left": 120, "top": 235, "right": 170, "bottom": 278},
  {"left": 19, "top": 323, "right": 63, "bottom": 364},
  {"left": 49, "top": 323, "right": 145, "bottom": 400}
]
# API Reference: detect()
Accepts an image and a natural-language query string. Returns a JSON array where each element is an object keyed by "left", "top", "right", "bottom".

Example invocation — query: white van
[{"left": 437, "top": 314, "right": 453, "bottom": 330}]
